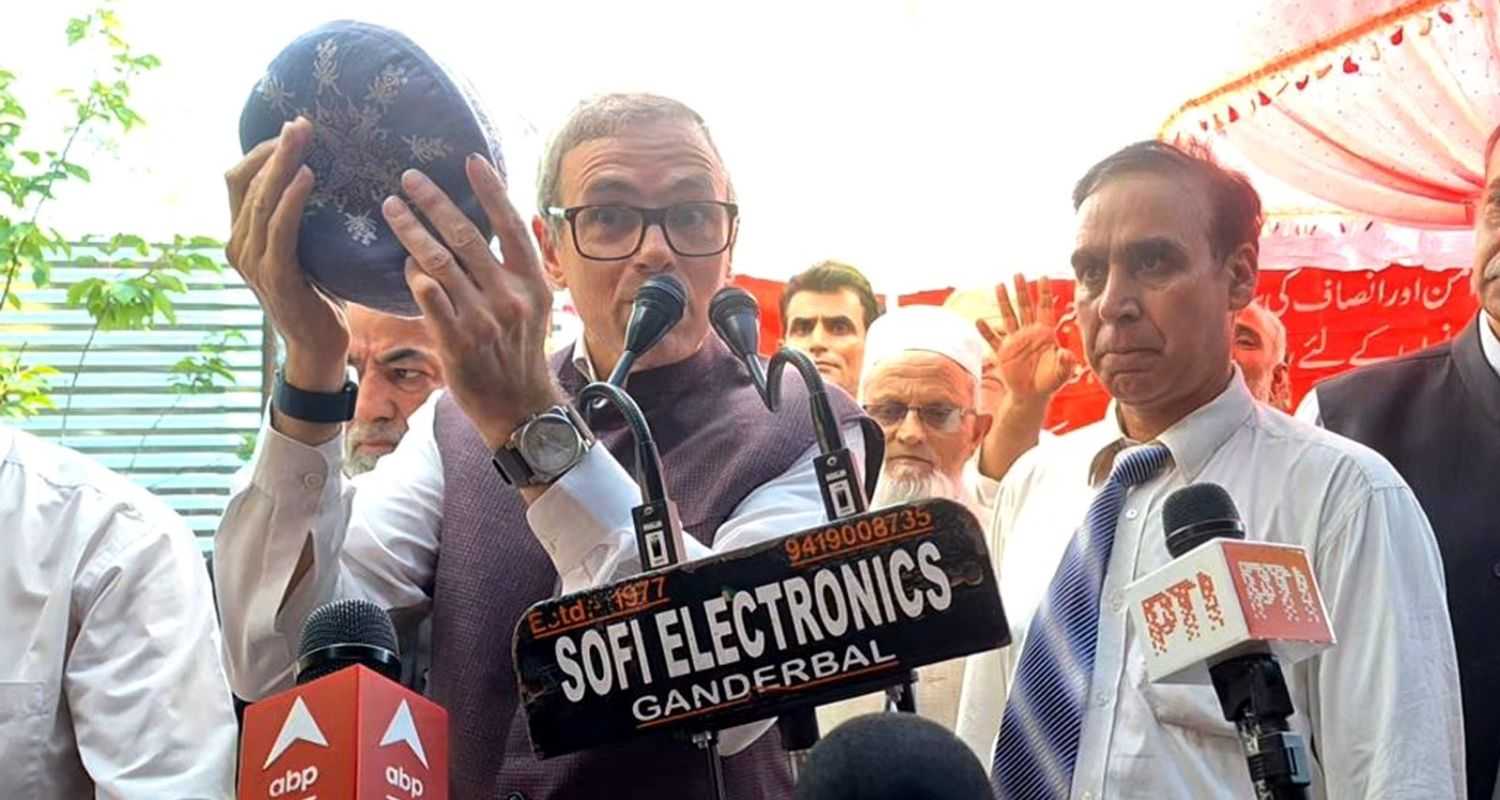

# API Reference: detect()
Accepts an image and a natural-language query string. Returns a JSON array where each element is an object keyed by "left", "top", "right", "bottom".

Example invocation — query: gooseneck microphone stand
[
  {"left": 764, "top": 348, "right": 867, "bottom": 518},
  {"left": 576, "top": 380, "right": 724, "bottom": 800},
  {"left": 762, "top": 349, "right": 915, "bottom": 718},
  {"left": 709, "top": 288, "right": 912, "bottom": 783},
  {"left": 577, "top": 275, "right": 729, "bottom": 799},
  {"left": 578, "top": 382, "right": 685, "bottom": 571}
]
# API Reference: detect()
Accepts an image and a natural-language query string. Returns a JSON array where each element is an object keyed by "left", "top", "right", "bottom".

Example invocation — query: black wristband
[
  {"left": 273, "top": 369, "right": 358, "bottom": 423},
  {"left": 491, "top": 445, "right": 537, "bottom": 486}
]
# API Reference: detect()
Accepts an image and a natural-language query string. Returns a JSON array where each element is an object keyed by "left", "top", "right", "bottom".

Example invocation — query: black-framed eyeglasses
[
  {"left": 545, "top": 201, "right": 739, "bottom": 260},
  {"left": 863, "top": 402, "right": 976, "bottom": 433}
]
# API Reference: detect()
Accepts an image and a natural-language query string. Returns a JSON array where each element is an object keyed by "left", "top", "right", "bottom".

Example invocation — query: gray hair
[
  {"left": 535, "top": 93, "right": 733, "bottom": 230},
  {"left": 1238, "top": 299, "right": 1287, "bottom": 364}
]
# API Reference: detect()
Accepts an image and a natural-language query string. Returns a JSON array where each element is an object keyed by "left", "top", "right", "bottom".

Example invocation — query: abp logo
[
  {"left": 378, "top": 699, "right": 429, "bottom": 768},
  {"left": 269, "top": 765, "right": 319, "bottom": 798},
  {"left": 264, "top": 696, "right": 330, "bottom": 768}
]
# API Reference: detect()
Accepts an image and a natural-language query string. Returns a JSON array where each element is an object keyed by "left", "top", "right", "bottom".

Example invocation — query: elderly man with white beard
[
  {"left": 815, "top": 305, "right": 991, "bottom": 736},
  {"left": 860, "top": 306, "right": 994, "bottom": 521}
]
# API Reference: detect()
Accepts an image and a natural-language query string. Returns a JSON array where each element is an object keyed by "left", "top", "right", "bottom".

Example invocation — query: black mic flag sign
[{"left": 513, "top": 498, "right": 1009, "bottom": 758}]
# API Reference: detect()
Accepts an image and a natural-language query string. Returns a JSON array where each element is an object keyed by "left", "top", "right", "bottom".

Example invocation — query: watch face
[{"left": 523, "top": 415, "right": 582, "bottom": 474}]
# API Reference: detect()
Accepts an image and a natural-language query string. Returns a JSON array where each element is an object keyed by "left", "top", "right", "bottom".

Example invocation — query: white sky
[{"left": 6, "top": 0, "right": 1298, "bottom": 293}]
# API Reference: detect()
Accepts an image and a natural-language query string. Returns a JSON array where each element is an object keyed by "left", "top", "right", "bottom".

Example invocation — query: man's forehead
[
  {"left": 1073, "top": 172, "right": 1209, "bottom": 251},
  {"left": 787, "top": 289, "right": 862, "bottom": 319},
  {"left": 349, "top": 311, "right": 433, "bottom": 353},
  {"left": 559, "top": 123, "right": 727, "bottom": 203},
  {"left": 867, "top": 353, "right": 974, "bottom": 392}
]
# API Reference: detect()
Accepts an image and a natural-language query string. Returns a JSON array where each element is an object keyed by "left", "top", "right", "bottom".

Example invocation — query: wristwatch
[
  {"left": 273, "top": 368, "right": 359, "bottom": 423},
  {"left": 492, "top": 404, "right": 595, "bottom": 487}
]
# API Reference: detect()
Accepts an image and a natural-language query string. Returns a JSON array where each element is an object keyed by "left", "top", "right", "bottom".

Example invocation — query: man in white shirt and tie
[
  {"left": 957, "top": 140, "right": 1465, "bottom": 798},
  {"left": 0, "top": 425, "right": 237, "bottom": 798}
]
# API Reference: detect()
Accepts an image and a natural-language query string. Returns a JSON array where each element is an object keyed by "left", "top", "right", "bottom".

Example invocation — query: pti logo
[
  {"left": 1140, "top": 571, "right": 1227, "bottom": 655},
  {"left": 1238, "top": 560, "right": 1322, "bottom": 625}
]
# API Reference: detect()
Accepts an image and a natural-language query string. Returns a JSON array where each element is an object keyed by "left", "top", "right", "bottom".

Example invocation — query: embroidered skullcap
[
  {"left": 860, "top": 305, "right": 986, "bottom": 390},
  {"left": 240, "top": 20, "right": 504, "bottom": 315}
]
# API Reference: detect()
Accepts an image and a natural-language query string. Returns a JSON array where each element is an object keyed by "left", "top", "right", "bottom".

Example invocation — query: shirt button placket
[{"left": 1109, "top": 590, "right": 1126, "bottom": 613}]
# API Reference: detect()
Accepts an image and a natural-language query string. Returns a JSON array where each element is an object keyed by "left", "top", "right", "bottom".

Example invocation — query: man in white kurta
[{"left": 0, "top": 425, "right": 237, "bottom": 798}]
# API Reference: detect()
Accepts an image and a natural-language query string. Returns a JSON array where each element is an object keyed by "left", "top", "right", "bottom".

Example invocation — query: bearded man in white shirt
[
  {"left": 816, "top": 305, "right": 991, "bottom": 735},
  {"left": 860, "top": 305, "right": 993, "bottom": 521},
  {"left": 215, "top": 94, "right": 870, "bottom": 799},
  {"left": 0, "top": 426, "right": 237, "bottom": 798},
  {"left": 957, "top": 139, "right": 1465, "bottom": 798}
]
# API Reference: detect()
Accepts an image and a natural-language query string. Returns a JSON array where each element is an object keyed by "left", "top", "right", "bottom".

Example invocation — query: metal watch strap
[{"left": 273, "top": 369, "right": 358, "bottom": 423}]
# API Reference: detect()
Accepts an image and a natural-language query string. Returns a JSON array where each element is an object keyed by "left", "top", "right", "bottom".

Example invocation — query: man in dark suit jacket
[{"left": 1298, "top": 123, "right": 1500, "bottom": 799}]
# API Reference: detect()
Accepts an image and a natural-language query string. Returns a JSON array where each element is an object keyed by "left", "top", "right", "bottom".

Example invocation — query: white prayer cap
[
  {"left": 860, "top": 305, "right": 986, "bottom": 394},
  {"left": 941, "top": 286, "right": 1003, "bottom": 326}
]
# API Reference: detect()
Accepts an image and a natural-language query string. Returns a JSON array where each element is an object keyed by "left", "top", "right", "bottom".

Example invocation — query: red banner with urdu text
[
  {"left": 738, "top": 266, "right": 1477, "bottom": 433},
  {"left": 898, "top": 265, "right": 1478, "bottom": 432}
]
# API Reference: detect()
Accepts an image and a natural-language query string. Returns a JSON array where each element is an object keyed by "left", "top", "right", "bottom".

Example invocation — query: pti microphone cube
[{"left": 1125, "top": 539, "right": 1336, "bottom": 684}]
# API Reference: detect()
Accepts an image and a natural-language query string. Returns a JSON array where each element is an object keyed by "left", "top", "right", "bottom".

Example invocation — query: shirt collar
[
  {"left": 570, "top": 338, "right": 599, "bottom": 383},
  {"left": 1085, "top": 367, "right": 1255, "bottom": 486},
  {"left": 1479, "top": 311, "right": 1500, "bottom": 381}
]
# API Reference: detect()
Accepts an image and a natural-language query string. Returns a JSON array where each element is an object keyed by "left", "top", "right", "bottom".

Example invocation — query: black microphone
[
  {"left": 708, "top": 288, "right": 864, "bottom": 517},
  {"left": 792, "top": 713, "right": 992, "bottom": 800},
  {"left": 709, "top": 286, "right": 769, "bottom": 401},
  {"left": 708, "top": 286, "right": 856, "bottom": 764},
  {"left": 240, "top": 599, "right": 450, "bottom": 798},
  {"left": 707, "top": 286, "right": 907, "bottom": 761},
  {"left": 607, "top": 274, "right": 688, "bottom": 388},
  {"left": 296, "top": 598, "right": 402, "bottom": 685},
  {"left": 1163, "top": 482, "right": 1246, "bottom": 557},
  {"left": 1161, "top": 484, "right": 1311, "bottom": 800}
]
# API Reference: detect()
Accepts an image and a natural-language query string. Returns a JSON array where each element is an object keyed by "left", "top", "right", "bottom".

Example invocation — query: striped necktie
[{"left": 990, "top": 443, "right": 1171, "bottom": 799}]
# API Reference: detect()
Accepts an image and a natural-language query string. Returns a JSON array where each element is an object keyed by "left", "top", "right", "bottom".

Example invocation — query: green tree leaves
[{"left": 2, "top": 8, "right": 244, "bottom": 422}]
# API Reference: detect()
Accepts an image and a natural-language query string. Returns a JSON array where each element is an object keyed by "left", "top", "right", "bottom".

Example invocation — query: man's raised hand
[{"left": 383, "top": 156, "right": 559, "bottom": 451}]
